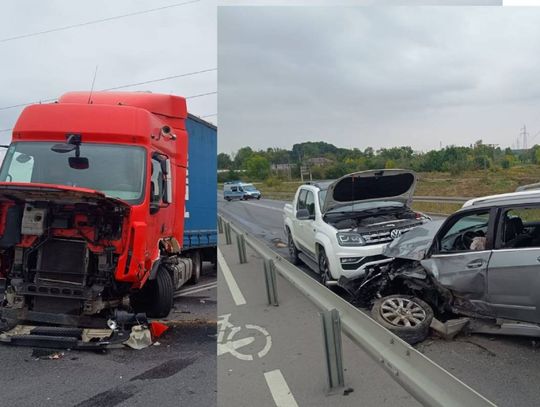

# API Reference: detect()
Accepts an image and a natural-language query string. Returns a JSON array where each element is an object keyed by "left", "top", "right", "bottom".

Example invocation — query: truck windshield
[{"left": 0, "top": 142, "right": 146, "bottom": 203}]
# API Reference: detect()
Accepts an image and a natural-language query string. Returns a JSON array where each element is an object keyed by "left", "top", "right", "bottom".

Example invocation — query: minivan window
[{"left": 499, "top": 207, "right": 540, "bottom": 249}]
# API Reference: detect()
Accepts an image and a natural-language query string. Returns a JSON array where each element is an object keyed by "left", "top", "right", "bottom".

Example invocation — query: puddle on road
[
  {"left": 74, "top": 384, "right": 139, "bottom": 407},
  {"left": 130, "top": 355, "right": 198, "bottom": 381},
  {"left": 270, "top": 238, "right": 287, "bottom": 248}
]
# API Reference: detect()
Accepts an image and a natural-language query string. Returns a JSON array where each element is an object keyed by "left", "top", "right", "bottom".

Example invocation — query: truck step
[
  {"left": 8, "top": 334, "right": 79, "bottom": 349},
  {"left": 30, "top": 326, "right": 83, "bottom": 338}
]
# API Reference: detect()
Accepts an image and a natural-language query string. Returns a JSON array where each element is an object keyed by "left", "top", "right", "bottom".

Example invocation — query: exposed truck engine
[{"left": 0, "top": 91, "right": 203, "bottom": 326}]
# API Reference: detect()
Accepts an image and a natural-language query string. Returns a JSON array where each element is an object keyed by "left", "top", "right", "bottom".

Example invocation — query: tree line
[{"left": 218, "top": 141, "right": 540, "bottom": 182}]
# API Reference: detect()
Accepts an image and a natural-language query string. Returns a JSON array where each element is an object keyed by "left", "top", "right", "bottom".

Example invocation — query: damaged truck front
[{"left": 0, "top": 91, "right": 198, "bottom": 327}]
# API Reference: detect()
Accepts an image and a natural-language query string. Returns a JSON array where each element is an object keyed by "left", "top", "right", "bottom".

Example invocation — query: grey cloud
[
  {"left": 218, "top": 7, "right": 540, "bottom": 152},
  {"left": 0, "top": 0, "right": 216, "bottom": 144}
]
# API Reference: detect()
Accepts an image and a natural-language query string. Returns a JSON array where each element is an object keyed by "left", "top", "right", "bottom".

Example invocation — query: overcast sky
[
  {"left": 0, "top": 0, "right": 216, "bottom": 146},
  {"left": 218, "top": 6, "right": 540, "bottom": 154}
]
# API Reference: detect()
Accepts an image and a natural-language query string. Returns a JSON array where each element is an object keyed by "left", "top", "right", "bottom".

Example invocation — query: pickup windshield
[{"left": 0, "top": 142, "right": 146, "bottom": 203}]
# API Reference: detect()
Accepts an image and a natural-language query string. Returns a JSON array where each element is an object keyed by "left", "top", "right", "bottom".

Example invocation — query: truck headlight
[{"left": 336, "top": 232, "right": 366, "bottom": 246}]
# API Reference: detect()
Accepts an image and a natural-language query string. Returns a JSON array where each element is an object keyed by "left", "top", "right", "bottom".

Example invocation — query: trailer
[{"left": 182, "top": 114, "right": 217, "bottom": 282}]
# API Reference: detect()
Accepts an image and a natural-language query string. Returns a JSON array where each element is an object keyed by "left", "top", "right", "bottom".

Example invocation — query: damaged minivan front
[{"left": 356, "top": 190, "right": 540, "bottom": 344}]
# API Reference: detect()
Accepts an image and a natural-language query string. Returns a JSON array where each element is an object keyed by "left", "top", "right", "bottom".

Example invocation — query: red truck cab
[{"left": 0, "top": 91, "right": 193, "bottom": 322}]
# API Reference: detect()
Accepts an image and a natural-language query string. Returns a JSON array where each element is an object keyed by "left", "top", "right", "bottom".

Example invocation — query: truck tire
[
  {"left": 371, "top": 295, "right": 433, "bottom": 345},
  {"left": 287, "top": 229, "right": 301, "bottom": 265},
  {"left": 131, "top": 268, "right": 174, "bottom": 318},
  {"left": 188, "top": 251, "right": 201, "bottom": 285}
]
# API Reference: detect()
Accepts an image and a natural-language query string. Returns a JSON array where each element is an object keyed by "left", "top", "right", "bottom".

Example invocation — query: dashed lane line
[
  {"left": 264, "top": 369, "right": 299, "bottom": 407},
  {"left": 218, "top": 248, "right": 247, "bottom": 306}
]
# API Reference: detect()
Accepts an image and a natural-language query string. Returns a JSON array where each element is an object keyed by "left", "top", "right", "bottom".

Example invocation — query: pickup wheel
[
  {"left": 318, "top": 248, "right": 332, "bottom": 286},
  {"left": 287, "top": 229, "right": 301, "bottom": 265},
  {"left": 131, "top": 267, "right": 174, "bottom": 318},
  {"left": 371, "top": 295, "right": 433, "bottom": 345}
]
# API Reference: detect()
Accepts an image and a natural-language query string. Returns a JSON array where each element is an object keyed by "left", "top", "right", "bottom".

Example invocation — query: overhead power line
[
  {"left": 0, "top": 0, "right": 200, "bottom": 43},
  {"left": 102, "top": 69, "right": 216, "bottom": 91},
  {"left": 0, "top": 68, "right": 217, "bottom": 111},
  {"left": 186, "top": 91, "right": 217, "bottom": 99}
]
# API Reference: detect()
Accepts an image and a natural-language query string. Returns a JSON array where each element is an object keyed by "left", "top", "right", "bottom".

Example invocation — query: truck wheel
[
  {"left": 131, "top": 268, "right": 174, "bottom": 318},
  {"left": 371, "top": 295, "right": 433, "bottom": 345},
  {"left": 318, "top": 248, "right": 332, "bottom": 286},
  {"left": 287, "top": 229, "right": 301, "bottom": 265},
  {"left": 188, "top": 251, "right": 202, "bottom": 285}
]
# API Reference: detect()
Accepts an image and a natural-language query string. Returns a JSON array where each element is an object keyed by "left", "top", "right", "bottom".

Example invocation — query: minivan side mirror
[{"left": 296, "top": 208, "right": 314, "bottom": 220}]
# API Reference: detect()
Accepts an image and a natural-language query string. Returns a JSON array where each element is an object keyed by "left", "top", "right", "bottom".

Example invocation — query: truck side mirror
[
  {"left": 296, "top": 208, "right": 313, "bottom": 220},
  {"left": 163, "top": 159, "right": 172, "bottom": 204}
]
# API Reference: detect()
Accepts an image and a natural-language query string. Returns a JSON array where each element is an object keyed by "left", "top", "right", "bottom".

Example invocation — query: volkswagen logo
[{"left": 390, "top": 229, "right": 402, "bottom": 239}]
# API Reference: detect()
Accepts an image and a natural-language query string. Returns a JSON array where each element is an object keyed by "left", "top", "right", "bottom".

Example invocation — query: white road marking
[
  {"left": 264, "top": 370, "right": 299, "bottom": 407},
  {"left": 175, "top": 282, "right": 217, "bottom": 297},
  {"left": 218, "top": 249, "right": 247, "bottom": 306},
  {"left": 242, "top": 201, "right": 284, "bottom": 212}
]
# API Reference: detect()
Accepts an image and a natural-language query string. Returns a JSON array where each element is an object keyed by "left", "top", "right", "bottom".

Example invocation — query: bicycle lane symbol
[{"left": 217, "top": 313, "right": 272, "bottom": 361}]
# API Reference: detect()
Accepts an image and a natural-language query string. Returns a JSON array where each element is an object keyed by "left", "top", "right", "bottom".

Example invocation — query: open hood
[
  {"left": 322, "top": 169, "right": 417, "bottom": 214},
  {"left": 0, "top": 182, "right": 131, "bottom": 210}
]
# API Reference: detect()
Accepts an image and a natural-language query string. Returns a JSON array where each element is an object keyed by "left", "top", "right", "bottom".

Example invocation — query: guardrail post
[
  {"left": 263, "top": 259, "right": 279, "bottom": 306},
  {"left": 236, "top": 234, "right": 247, "bottom": 264},
  {"left": 218, "top": 217, "right": 223, "bottom": 234},
  {"left": 321, "top": 309, "right": 345, "bottom": 392},
  {"left": 224, "top": 222, "right": 232, "bottom": 245}
]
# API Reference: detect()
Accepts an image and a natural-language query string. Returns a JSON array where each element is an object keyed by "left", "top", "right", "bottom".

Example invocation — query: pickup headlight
[{"left": 336, "top": 232, "right": 366, "bottom": 246}]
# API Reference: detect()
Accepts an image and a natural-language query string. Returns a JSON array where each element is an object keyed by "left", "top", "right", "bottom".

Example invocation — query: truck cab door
[{"left": 486, "top": 205, "right": 540, "bottom": 323}]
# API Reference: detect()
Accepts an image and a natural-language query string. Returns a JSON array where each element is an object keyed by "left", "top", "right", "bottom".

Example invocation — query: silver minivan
[{"left": 352, "top": 190, "right": 540, "bottom": 343}]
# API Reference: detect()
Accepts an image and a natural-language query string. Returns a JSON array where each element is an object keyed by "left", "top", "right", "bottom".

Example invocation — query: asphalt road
[
  {"left": 0, "top": 265, "right": 217, "bottom": 407},
  {"left": 218, "top": 241, "right": 419, "bottom": 407},
  {"left": 218, "top": 195, "right": 540, "bottom": 407}
]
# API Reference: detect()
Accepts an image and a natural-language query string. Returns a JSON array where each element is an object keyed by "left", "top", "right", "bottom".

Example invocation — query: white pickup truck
[{"left": 283, "top": 169, "right": 430, "bottom": 290}]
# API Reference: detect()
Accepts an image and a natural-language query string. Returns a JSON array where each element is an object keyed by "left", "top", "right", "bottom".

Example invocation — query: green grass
[{"left": 220, "top": 166, "right": 540, "bottom": 215}]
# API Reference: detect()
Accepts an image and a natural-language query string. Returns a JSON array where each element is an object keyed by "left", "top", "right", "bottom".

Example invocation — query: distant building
[
  {"left": 271, "top": 163, "right": 294, "bottom": 171},
  {"left": 307, "top": 157, "right": 333, "bottom": 167}
]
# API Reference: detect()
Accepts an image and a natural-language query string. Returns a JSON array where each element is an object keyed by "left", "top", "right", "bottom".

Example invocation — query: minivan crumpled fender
[{"left": 382, "top": 219, "right": 444, "bottom": 261}]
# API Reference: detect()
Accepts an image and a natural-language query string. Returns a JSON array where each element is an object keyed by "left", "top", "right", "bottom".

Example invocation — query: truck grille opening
[{"left": 36, "top": 239, "right": 89, "bottom": 286}]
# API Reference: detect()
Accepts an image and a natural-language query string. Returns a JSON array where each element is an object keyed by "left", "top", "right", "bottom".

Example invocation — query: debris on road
[{"left": 124, "top": 325, "right": 153, "bottom": 350}]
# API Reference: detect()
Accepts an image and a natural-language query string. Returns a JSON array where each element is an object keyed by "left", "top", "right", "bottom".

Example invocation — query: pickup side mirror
[{"left": 296, "top": 208, "right": 314, "bottom": 220}]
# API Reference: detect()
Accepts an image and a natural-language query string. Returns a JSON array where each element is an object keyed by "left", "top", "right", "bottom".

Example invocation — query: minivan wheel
[
  {"left": 318, "top": 248, "right": 332, "bottom": 286},
  {"left": 371, "top": 295, "right": 433, "bottom": 345},
  {"left": 287, "top": 229, "right": 301, "bottom": 265},
  {"left": 131, "top": 268, "right": 174, "bottom": 318}
]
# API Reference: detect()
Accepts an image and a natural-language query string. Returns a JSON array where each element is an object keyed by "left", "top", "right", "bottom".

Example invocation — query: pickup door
[{"left": 294, "top": 188, "right": 317, "bottom": 258}]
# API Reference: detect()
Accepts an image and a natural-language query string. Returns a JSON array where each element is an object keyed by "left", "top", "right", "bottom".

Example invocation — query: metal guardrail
[{"left": 218, "top": 214, "right": 497, "bottom": 407}]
